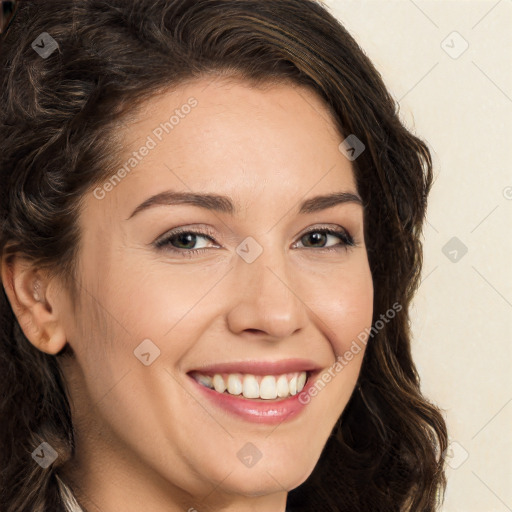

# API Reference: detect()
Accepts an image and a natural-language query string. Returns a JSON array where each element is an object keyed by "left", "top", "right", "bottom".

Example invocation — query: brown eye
[
  {"left": 155, "top": 230, "right": 217, "bottom": 253},
  {"left": 297, "top": 228, "right": 354, "bottom": 250}
]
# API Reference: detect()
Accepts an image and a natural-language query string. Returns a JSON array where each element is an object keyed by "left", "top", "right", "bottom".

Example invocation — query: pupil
[
  {"left": 178, "top": 233, "right": 195, "bottom": 248},
  {"left": 308, "top": 232, "right": 325, "bottom": 246}
]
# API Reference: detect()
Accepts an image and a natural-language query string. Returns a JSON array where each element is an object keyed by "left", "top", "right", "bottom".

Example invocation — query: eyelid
[
  {"left": 297, "top": 223, "right": 353, "bottom": 239},
  {"left": 154, "top": 224, "right": 219, "bottom": 248}
]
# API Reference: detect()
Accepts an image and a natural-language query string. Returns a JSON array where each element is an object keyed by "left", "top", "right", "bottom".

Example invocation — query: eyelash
[{"left": 154, "top": 225, "right": 356, "bottom": 257}]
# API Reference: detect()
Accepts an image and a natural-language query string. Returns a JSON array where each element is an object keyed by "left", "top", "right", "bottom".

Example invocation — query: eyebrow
[{"left": 126, "top": 189, "right": 363, "bottom": 220}]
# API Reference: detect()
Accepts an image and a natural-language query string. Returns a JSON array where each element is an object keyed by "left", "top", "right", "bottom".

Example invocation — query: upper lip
[{"left": 187, "top": 358, "right": 323, "bottom": 376}]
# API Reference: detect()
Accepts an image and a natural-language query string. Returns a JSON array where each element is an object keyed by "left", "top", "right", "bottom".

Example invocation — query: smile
[
  {"left": 186, "top": 359, "right": 322, "bottom": 424},
  {"left": 189, "top": 371, "right": 308, "bottom": 400}
]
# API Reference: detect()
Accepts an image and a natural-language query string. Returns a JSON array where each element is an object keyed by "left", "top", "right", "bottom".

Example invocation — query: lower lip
[{"left": 187, "top": 372, "right": 319, "bottom": 425}]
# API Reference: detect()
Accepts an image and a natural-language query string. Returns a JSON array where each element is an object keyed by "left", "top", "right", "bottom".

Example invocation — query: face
[{"left": 36, "top": 78, "right": 373, "bottom": 510}]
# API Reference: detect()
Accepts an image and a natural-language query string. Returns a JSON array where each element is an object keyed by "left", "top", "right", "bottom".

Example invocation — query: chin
[{"left": 217, "top": 458, "right": 316, "bottom": 497}]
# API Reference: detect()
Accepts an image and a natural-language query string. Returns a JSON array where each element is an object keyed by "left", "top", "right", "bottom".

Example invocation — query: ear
[{"left": 1, "top": 253, "right": 68, "bottom": 355}]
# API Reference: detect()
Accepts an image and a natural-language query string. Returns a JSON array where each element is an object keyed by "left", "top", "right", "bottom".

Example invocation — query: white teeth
[
  {"left": 242, "top": 375, "right": 259, "bottom": 399},
  {"left": 227, "top": 374, "right": 243, "bottom": 396},
  {"left": 193, "top": 371, "right": 308, "bottom": 399},
  {"left": 195, "top": 373, "right": 213, "bottom": 389},
  {"left": 259, "top": 376, "right": 278, "bottom": 399},
  {"left": 213, "top": 374, "right": 226, "bottom": 393},
  {"left": 297, "top": 372, "right": 307, "bottom": 392},
  {"left": 276, "top": 375, "right": 289, "bottom": 398},
  {"left": 289, "top": 375, "right": 298, "bottom": 395}
]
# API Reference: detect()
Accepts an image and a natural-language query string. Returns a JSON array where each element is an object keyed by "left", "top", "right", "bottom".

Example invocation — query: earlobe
[{"left": 1, "top": 254, "right": 68, "bottom": 355}]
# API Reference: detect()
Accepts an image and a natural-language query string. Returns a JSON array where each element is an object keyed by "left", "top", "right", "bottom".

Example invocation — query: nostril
[{"left": 244, "top": 329, "right": 265, "bottom": 335}]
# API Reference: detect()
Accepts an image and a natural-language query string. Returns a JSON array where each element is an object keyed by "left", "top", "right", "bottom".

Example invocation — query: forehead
[{"left": 86, "top": 76, "right": 357, "bottom": 222}]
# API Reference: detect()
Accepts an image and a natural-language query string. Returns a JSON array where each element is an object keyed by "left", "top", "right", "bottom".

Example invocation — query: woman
[{"left": 0, "top": 1, "right": 448, "bottom": 511}]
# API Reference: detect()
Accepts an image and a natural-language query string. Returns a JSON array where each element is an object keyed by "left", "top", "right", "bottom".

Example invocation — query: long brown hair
[{"left": 0, "top": 1, "right": 448, "bottom": 510}]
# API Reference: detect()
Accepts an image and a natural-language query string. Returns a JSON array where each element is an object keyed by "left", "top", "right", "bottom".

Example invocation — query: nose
[{"left": 225, "top": 243, "right": 309, "bottom": 340}]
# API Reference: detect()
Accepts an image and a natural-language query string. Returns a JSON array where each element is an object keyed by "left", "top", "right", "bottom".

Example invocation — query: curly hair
[{"left": 0, "top": 1, "right": 448, "bottom": 510}]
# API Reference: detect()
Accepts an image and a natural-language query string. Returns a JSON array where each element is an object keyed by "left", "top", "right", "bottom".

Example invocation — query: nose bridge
[
  {"left": 226, "top": 234, "right": 308, "bottom": 338},
  {"left": 243, "top": 241, "right": 289, "bottom": 299}
]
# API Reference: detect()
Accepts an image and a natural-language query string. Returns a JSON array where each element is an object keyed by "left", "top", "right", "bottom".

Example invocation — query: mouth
[
  {"left": 188, "top": 370, "right": 310, "bottom": 401},
  {"left": 185, "top": 359, "right": 322, "bottom": 424}
]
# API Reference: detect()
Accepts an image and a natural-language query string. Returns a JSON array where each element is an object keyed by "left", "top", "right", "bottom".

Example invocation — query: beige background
[{"left": 325, "top": 1, "right": 512, "bottom": 510}]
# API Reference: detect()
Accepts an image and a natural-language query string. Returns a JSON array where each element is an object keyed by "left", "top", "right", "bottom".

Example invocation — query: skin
[{"left": 2, "top": 76, "right": 373, "bottom": 512}]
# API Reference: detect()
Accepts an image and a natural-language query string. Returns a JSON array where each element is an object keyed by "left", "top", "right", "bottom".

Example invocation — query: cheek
[{"left": 310, "top": 261, "right": 374, "bottom": 356}]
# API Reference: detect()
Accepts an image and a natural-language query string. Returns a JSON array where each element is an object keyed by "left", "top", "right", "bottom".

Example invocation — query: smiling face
[{"left": 56, "top": 76, "right": 374, "bottom": 511}]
